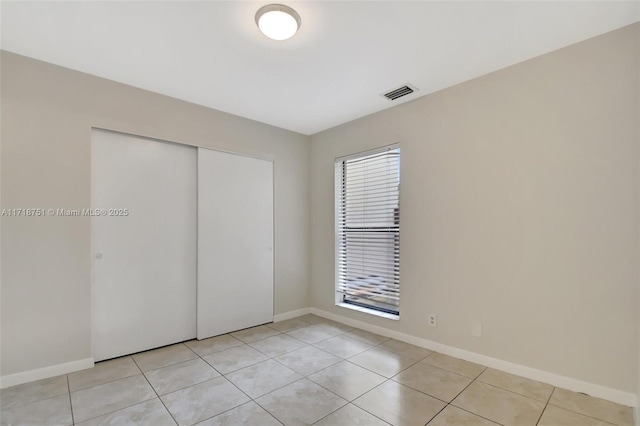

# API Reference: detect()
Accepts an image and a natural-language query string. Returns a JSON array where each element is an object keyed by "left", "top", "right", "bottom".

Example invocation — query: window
[{"left": 335, "top": 145, "right": 400, "bottom": 316}]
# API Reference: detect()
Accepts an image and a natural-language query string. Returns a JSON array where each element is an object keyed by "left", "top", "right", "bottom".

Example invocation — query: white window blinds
[{"left": 336, "top": 147, "right": 400, "bottom": 315}]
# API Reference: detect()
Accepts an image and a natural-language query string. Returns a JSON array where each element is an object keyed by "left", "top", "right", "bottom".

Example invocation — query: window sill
[{"left": 336, "top": 302, "right": 400, "bottom": 321}]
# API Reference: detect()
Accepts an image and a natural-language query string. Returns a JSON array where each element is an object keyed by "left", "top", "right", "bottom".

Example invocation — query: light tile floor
[{"left": 0, "top": 314, "right": 634, "bottom": 426}]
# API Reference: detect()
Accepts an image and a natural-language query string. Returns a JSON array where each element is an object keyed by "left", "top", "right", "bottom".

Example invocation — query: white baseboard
[
  {"left": 0, "top": 358, "right": 94, "bottom": 389},
  {"left": 310, "top": 307, "right": 638, "bottom": 408},
  {"left": 273, "top": 307, "right": 311, "bottom": 322}
]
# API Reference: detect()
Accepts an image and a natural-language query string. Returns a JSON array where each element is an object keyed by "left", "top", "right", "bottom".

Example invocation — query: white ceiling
[{"left": 2, "top": 1, "right": 638, "bottom": 135}]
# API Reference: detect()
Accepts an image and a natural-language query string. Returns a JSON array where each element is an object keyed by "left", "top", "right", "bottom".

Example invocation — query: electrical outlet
[
  {"left": 471, "top": 321, "right": 482, "bottom": 338},
  {"left": 428, "top": 313, "right": 437, "bottom": 327}
]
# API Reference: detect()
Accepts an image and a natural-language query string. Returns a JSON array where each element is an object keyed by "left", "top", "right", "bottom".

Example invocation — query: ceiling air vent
[{"left": 382, "top": 84, "right": 419, "bottom": 101}]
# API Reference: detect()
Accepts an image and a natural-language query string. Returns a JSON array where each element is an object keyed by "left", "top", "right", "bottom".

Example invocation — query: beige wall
[
  {"left": 310, "top": 24, "right": 639, "bottom": 393},
  {"left": 0, "top": 52, "right": 310, "bottom": 376}
]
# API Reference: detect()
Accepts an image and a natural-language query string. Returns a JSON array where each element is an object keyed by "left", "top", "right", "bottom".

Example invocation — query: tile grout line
[
  {"left": 467, "top": 379, "right": 556, "bottom": 404},
  {"left": 306, "top": 401, "right": 350, "bottom": 426},
  {"left": 225, "top": 360, "right": 303, "bottom": 397},
  {"left": 66, "top": 374, "right": 75, "bottom": 426},
  {"left": 194, "top": 397, "right": 285, "bottom": 426},
  {"left": 340, "top": 352, "right": 421, "bottom": 382},
  {"left": 348, "top": 375, "right": 451, "bottom": 425},
  {"left": 336, "top": 402, "right": 394, "bottom": 426},
  {"left": 182, "top": 345, "right": 257, "bottom": 425},
  {"left": 534, "top": 386, "right": 557, "bottom": 426},
  {"left": 249, "top": 391, "right": 288, "bottom": 426},
  {"left": 129, "top": 342, "right": 199, "bottom": 374},
  {"left": 423, "top": 401, "right": 449, "bottom": 426},
  {"left": 192, "top": 334, "right": 290, "bottom": 426},
  {"left": 201, "top": 352, "right": 269, "bottom": 376},
  {"left": 211, "top": 322, "right": 380, "bottom": 425},
  {"left": 130, "top": 354, "right": 179, "bottom": 426},
  {"left": 268, "top": 341, "right": 400, "bottom": 416},
  {"left": 474, "top": 378, "right": 554, "bottom": 404},
  {"left": 447, "top": 367, "right": 483, "bottom": 403},
  {"left": 535, "top": 403, "right": 549, "bottom": 426},
  {"left": 68, "top": 372, "right": 141, "bottom": 394},
  {"left": 262, "top": 341, "right": 404, "bottom": 420},
  {"left": 454, "top": 374, "right": 554, "bottom": 425},
  {"left": 442, "top": 367, "right": 510, "bottom": 426},
  {"left": 0, "top": 377, "right": 72, "bottom": 412},
  {"left": 71, "top": 396, "right": 159, "bottom": 425},
  {"left": 390, "top": 375, "right": 469, "bottom": 407},
  {"left": 546, "top": 387, "right": 556, "bottom": 404},
  {"left": 322, "top": 377, "right": 395, "bottom": 424},
  {"left": 298, "top": 359, "right": 397, "bottom": 426},
  {"left": 267, "top": 353, "right": 344, "bottom": 385},
  {"left": 442, "top": 404, "right": 504, "bottom": 426},
  {"left": 247, "top": 334, "right": 310, "bottom": 358},
  {"left": 543, "top": 402, "right": 622, "bottom": 426}
]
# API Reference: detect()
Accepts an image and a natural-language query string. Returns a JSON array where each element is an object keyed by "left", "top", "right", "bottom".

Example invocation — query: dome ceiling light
[{"left": 255, "top": 4, "right": 301, "bottom": 41}]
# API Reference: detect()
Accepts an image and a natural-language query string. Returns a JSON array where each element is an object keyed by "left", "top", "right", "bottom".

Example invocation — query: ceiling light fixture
[{"left": 255, "top": 4, "right": 301, "bottom": 41}]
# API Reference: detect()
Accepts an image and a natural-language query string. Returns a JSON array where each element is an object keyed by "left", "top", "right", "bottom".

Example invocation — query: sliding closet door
[
  {"left": 197, "top": 148, "right": 274, "bottom": 339},
  {"left": 91, "top": 130, "right": 197, "bottom": 361}
]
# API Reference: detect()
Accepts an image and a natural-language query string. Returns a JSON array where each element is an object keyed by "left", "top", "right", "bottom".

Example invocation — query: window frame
[{"left": 334, "top": 144, "right": 401, "bottom": 320}]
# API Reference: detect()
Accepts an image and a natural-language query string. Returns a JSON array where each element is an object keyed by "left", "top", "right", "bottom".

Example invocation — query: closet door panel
[
  {"left": 91, "top": 130, "right": 197, "bottom": 361},
  {"left": 197, "top": 148, "right": 274, "bottom": 339}
]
